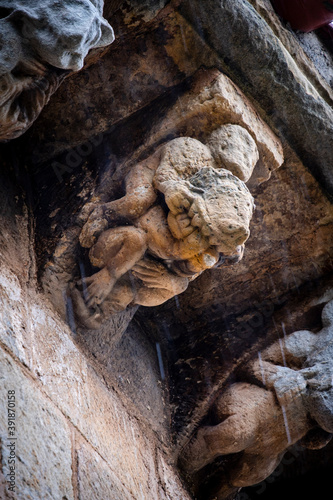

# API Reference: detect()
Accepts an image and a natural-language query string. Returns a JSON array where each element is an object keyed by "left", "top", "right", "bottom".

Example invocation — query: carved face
[
  {"left": 167, "top": 167, "right": 254, "bottom": 256},
  {"left": 0, "top": 0, "right": 114, "bottom": 71},
  {"left": 0, "top": 0, "right": 114, "bottom": 141}
]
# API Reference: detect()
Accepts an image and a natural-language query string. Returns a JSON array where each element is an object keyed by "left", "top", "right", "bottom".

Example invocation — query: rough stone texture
[
  {"left": 179, "top": 0, "right": 333, "bottom": 196},
  {"left": 179, "top": 300, "right": 333, "bottom": 498},
  {"left": 0, "top": 347, "right": 74, "bottom": 500},
  {"left": 76, "top": 319, "right": 170, "bottom": 437},
  {"left": 0, "top": 166, "right": 34, "bottom": 368},
  {"left": 248, "top": 0, "right": 333, "bottom": 97},
  {"left": 29, "top": 299, "right": 163, "bottom": 498},
  {"left": 157, "top": 453, "right": 192, "bottom": 500},
  {"left": 73, "top": 134, "right": 254, "bottom": 327},
  {"left": 295, "top": 31, "right": 333, "bottom": 88},
  {"left": 76, "top": 439, "right": 192, "bottom": 500},
  {"left": 77, "top": 440, "right": 134, "bottom": 500},
  {"left": 0, "top": 267, "right": 29, "bottom": 366},
  {"left": 206, "top": 125, "right": 259, "bottom": 182},
  {"left": 0, "top": 0, "right": 114, "bottom": 140}
]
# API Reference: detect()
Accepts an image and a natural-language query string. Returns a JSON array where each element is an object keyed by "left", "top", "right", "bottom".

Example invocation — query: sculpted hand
[
  {"left": 164, "top": 183, "right": 194, "bottom": 215},
  {"left": 132, "top": 259, "right": 188, "bottom": 293},
  {"left": 132, "top": 259, "right": 170, "bottom": 289},
  {"left": 167, "top": 212, "right": 196, "bottom": 239},
  {"left": 79, "top": 205, "right": 108, "bottom": 248}
]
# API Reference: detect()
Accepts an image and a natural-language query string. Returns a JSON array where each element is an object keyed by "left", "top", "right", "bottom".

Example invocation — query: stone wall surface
[
  {"left": 0, "top": 170, "right": 190, "bottom": 499},
  {"left": 0, "top": 0, "right": 333, "bottom": 499}
]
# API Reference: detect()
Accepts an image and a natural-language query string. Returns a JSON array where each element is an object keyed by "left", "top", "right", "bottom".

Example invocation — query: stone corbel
[
  {"left": 0, "top": 0, "right": 114, "bottom": 141},
  {"left": 179, "top": 299, "right": 333, "bottom": 499},
  {"left": 70, "top": 69, "right": 284, "bottom": 329}
]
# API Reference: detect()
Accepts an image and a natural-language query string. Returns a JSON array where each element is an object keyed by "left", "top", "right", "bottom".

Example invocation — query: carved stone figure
[
  {"left": 73, "top": 129, "right": 256, "bottom": 327},
  {"left": 0, "top": 0, "right": 114, "bottom": 140},
  {"left": 179, "top": 299, "right": 333, "bottom": 499}
]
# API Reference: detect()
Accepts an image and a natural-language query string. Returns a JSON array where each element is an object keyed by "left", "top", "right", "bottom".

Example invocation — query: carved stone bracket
[
  {"left": 120, "top": 69, "right": 284, "bottom": 187},
  {"left": 179, "top": 299, "right": 333, "bottom": 499},
  {"left": 0, "top": 0, "right": 114, "bottom": 141},
  {"left": 70, "top": 69, "right": 284, "bottom": 329}
]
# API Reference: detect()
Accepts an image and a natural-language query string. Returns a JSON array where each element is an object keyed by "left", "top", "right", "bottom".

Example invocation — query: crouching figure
[
  {"left": 73, "top": 130, "right": 257, "bottom": 327},
  {"left": 180, "top": 300, "right": 333, "bottom": 499}
]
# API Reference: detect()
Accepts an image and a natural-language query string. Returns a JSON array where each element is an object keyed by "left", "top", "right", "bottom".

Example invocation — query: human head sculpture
[
  {"left": 206, "top": 123, "right": 259, "bottom": 182},
  {"left": 166, "top": 166, "right": 254, "bottom": 256},
  {"left": 0, "top": 0, "right": 114, "bottom": 140},
  {"left": 154, "top": 131, "right": 256, "bottom": 258}
]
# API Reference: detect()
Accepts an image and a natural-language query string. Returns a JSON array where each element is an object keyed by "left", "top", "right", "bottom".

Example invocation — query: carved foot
[
  {"left": 69, "top": 285, "right": 104, "bottom": 330},
  {"left": 78, "top": 267, "right": 116, "bottom": 308}
]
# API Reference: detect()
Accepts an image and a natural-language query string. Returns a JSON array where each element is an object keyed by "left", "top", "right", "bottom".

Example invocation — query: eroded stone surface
[
  {"left": 0, "top": 0, "right": 114, "bottom": 141},
  {"left": 74, "top": 135, "right": 254, "bottom": 327},
  {"left": 0, "top": 267, "right": 29, "bottom": 365},
  {"left": 206, "top": 125, "right": 259, "bottom": 182},
  {"left": 0, "top": 347, "right": 74, "bottom": 500},
  {"left": 179, "top": 299, "right": 333, "bottom": 498},
  {"left": 77, "top": 440, "right": 134, "bottom": 500},
  {"left": 157, "top": 453, "right": 192, "bottom": 500}
]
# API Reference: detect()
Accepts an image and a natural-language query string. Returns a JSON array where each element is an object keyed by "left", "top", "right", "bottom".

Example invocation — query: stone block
[
  {"left": 30, "top": 298, "right": 159, "bottom": 498},
  {"left": 141, "top": 68, "right": 284, "bottom": 185},
  {"left": 77, "top": 440, "right": 134, "bottom": 500},
  {"left": 157, "top": 453, "right": 192, "bottom": 500},
  {"left": 0, "top": 347, "right": 74, "bottom": 499},
  {"left": 0, "top": 267, "right": 30, "bottom": 367}
]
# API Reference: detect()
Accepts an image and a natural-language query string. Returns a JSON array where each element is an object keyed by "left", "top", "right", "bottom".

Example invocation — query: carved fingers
[
  {"left": 78, "top": 268, "right": 116, "bottom": 308},
  {"left": 132, "top": 259, "right": 188, "bottom": 294},
  {"left": 79, "top": 207, "right": 108, "bottom": 248},
  {"left": 164, "top": 183, "right": 194, "bottom": 215},
  {"left": 132, "top": 260, "right": 168, "bottom": 288},
  {"left": 167, "top": 212, "right": 196, "bottom": 240}
]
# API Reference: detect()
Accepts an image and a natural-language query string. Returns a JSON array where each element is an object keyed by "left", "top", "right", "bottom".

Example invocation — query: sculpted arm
[
  {"left": 103, "top": 154, "right": 159, "bottom": 221},
  {"left": 80, "top": 154, "right": 159, "bottom": 248}
]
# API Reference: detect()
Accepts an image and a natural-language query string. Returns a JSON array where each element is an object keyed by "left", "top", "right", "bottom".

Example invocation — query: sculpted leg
[
  {"left": 181, "top": 414, "right": 255, "bottom": 474},
  {"left": 83, "top": 226, "right": 147, "bottom": 307},
  {"left": 181, "top": 383, "right": 277, "bottom": 474}
]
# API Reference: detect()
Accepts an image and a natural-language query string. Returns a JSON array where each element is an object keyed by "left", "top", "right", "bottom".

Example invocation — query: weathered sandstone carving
[
  {"left": 0, "top": 0, "right": 114, "bottom": 141},
  {"left": 206, "top": 124, "right": 259, "bottom": 182},
  {"left": 72, "top": 130, "right": 256, "bottom": 327},
  {"left": 180, "top": 299, "right": 333, "bottom": 498}
]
